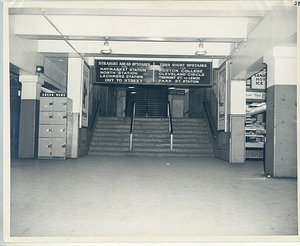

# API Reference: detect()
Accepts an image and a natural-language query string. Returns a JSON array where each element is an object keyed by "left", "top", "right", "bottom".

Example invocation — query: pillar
[
  {"left": 229, "top": 80, "right": 246, "bottom": 163},
  {"left": 18, "top": 75, "right": 43, "bottom": 158},
  {"left": 263, "top": 47, "right": 297, "bottom": 178},
  {"left": 67, "top": 58, "right": 82, "bottom": 158}
]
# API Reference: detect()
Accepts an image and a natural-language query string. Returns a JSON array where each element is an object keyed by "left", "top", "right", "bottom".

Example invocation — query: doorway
[
  {"left": 125, "top": 86, "right": 167, "bottom": 117},
  {"left": 10, "top": 72, "right": 21, "bottom": 158}
]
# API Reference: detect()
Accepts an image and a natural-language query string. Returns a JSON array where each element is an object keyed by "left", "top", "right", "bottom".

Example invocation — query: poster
[
  {"left": 81, "top": 62, "right": 89, "bottom": 127},
  {"left": 218, "top": 62, "right": 227, "bottom": 131}
]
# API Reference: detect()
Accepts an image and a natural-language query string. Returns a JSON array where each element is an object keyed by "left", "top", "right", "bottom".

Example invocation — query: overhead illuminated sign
[{"left": 95, "top": 60, "right": 212, "bottom": 86}]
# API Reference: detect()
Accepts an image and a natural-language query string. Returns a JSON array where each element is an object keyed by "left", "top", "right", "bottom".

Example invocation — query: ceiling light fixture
[
  {"left": 195, "top": 39, "right": 207, "bottom": 56},
  {"left": 244, "top": 39, "right": 247, "bottom": 47},
  {"left": 101, "top": 37, "right": 112, "bottom": 54},
  {"left": 235, "top": 42, "right": 239, "bottom": 53}
]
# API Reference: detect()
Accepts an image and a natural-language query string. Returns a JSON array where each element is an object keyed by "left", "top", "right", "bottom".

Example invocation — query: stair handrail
[
  {"left": 129, "top": 101, "right": 136, "bottom": 151},
  {"left": 89, "top": 100, "right": 101, "bottom": 133},
  {"left": 203, "top": 101, "right": 216, "bottom": 137},
  {"left": 167, "top": 101, "right": 174, "bottom": 151}
]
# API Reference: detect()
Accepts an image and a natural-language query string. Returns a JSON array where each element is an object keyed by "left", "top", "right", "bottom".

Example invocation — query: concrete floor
[{"left": 10, "top": 156, "right": 297, "bottom": 239}]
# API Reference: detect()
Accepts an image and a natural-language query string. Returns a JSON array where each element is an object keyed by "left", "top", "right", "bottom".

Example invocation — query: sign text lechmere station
[{"left": 95, "top": 60, "right": 212, "bottom": 86}]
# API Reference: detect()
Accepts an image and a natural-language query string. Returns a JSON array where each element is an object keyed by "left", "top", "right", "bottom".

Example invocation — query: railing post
[
  {"left": 130, "top": 133, "right": 133, "bottom": 151},
  {"left": 130, "top": 101, "right": 135, "bottom": 151},
  {"left": 167, "top": 101, "right": 173, "bottom": 151}
]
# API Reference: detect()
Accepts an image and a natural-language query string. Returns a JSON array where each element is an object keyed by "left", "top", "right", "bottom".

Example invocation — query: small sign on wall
[
  {"left": 41, "top": 92, "right": 67, "bottom": 97},
  {"left": 246, "top": 92, "right": 266, "bottom": 100},
  {"left": 168, "top": 89, "right": 185, "bottom": 95},
  {"left": 251, "top": 68, "right": 266, "bottom": 89}
]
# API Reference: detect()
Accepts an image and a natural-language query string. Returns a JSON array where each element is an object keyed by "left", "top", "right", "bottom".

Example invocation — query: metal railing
[
  {"left": 129, "top": 101, "right": 136, "bottom": 151},
  {"left": 203, "top": 101, "right": 216, "bottom": 138},
  {"left": 167, "top": 101, "right": 174, "bottom": 151},
  {"left": 89, "top": 100, "right": 101, "bottom": 133}
]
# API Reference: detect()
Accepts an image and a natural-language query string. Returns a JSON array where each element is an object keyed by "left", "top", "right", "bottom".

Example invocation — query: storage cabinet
[{"left": 38, "top": 96, "right": 72, "bottom": 159}]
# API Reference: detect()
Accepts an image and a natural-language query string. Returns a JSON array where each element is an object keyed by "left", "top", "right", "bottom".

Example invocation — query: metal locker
[
  {"left": 66, "top": 112, "right": 73, "bottom": 158},
  {"left": 52, "top": 125, "right": 66, "bottom": 138},
  {"left": 39, "top": 125, "right": 53, "bottom": 138},
  {"left": 38, "top": 138, "right": 52, "bottom": 158},
  {"left": 53, "top": 97, "right": 67, "bottom": 112},
  {"left": 40, "top": 97, "right": 54, "bottom": 111},
  {"left": 67, "top": 98, "right": 73, "bottom": 113},
  {"left": 53, "top": 112, "right": 67, "bottom": 125},
  {"left": 39, "top": 112, "right": 54, "bottom": 125},
  {"left": 52, "top": 138, "right": 66, "bottom": 157}
]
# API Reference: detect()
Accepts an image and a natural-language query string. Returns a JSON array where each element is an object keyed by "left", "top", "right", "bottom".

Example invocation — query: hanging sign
[
  {"left": 95, "top": 60, "right": 212, "bottom": 86},
  {"left": 251, "top": 68, "right": 267, "bottom": 89}
]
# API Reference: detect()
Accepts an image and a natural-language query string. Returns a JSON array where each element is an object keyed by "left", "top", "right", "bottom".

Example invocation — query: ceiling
[{"left": 8, "top": 1, "right": 281, "bottom": 77}]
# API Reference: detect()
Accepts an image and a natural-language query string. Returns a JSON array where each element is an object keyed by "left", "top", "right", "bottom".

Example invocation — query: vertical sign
[
  {"left": 81, "top": 62, "right": 89, "bottom": 127},
  {"left": 218, "top": 62, "right": 227, "bottom": 131}
]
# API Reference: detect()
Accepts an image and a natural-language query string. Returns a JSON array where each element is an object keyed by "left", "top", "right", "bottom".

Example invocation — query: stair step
[
  {"left": 173, "top": 138, "right": 212, "bottom": 143},
  {"left": 132, "top": 143, "right": 171, "bottom": 148},
  {"left": 135, "top": 118, "right": 168, "bottom": 121},
  {"left": 134, "top": 138, "right": 170, "bottom": 143},
  {"left": 90, "top": 141, "right": 130, "bottom": 147},
  {"left": 133, "top": 125, "right": 169, "bottom": 130},
  {"left": 173, "top": 128, "right": 207, "bottom": 131},
  {"left": 91, "top": 137, "right": 130, "bottom": 142},
  {"left": 173, "top": 131, "right": 209, "bottom": 135},
  {"left": 173, "top": 123, "right": 207, "bottom": 127},
  {"left": 131, "top": 147, "right": 213, "bottom": 153},
  {"left": 133, "top": 133, "right": 170, "bottom": 138},
  {"left": 89, "top": 146, "right": 130, "bottom": 151},
  {"left": 173, "top": 143, "right": 213, "bottom": 149},
  {"left": 94, "top": 128, "right": 130, "bottom": 133},
  {"left": 88, "top": 151, "right": 131, "bottom": 157},
  {"left": 98, "top": 117, "right": 131, "bottom": 122},
  {"left": 172, "top": 118, "right": 206, "bottom": 122},
  {"left": 95, "top": 125, "right": 131, "bottom": 129},
  {"left": 92, "top": 132, "right": 130, "bottom": 138},
  {"left": 88, "top": 151, "right": 214, "bottom": 158}
]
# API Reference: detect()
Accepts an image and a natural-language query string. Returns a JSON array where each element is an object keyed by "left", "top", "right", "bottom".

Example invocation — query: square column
[
  {"left": 263, "top": 47, "right": 297, "bottom": 178},
  {"left": 18, "top": 75, "right": 43, "bottom": 158},
  {"left": 229, "top": 80, "right": 246, "bottom": 163}
]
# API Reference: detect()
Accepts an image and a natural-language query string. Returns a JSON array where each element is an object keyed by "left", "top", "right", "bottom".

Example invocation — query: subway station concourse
[{"left": 3, "top": 1, "right": 298, "bottom": 243}]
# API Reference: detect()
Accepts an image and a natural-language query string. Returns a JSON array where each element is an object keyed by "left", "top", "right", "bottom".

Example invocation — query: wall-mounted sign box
[
  {"left": 41, "top": 92, "right": 67, "bottom": 97},
  {"left": 250, "top": 68, "right": 267, "bottom": 89},
  {"left": 246, "top": 92, "right": 266, "bottom": 100},
  {"left": 95, "top": 60, "right": 212, "bottom": 86},
  {"left": 168, "top": 89, "right": 185, "bottom": 95}
]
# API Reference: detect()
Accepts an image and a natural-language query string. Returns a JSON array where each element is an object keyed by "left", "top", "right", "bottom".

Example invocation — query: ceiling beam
[{"left": 17, "top": 34, "right": 245, "bottom": 43}]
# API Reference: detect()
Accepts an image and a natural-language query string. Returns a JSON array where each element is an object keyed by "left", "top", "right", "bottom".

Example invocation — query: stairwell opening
[{"left": 125, "top": 86, "right": 168, "bottom": 118}]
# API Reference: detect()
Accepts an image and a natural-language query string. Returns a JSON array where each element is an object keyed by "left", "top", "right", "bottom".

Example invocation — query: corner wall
[{"left": 263, "top": 47, "right": 297, "bottom": 178}]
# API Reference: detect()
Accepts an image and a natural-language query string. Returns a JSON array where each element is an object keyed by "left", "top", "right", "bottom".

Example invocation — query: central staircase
[{"left": 88, "top": 117, "right": 214, "bottom": 157}]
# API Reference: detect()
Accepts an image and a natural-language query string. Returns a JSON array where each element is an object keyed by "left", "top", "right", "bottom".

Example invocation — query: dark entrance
[
  {"left": 10, "top": 71, "right": 21, "bottom": 158},
  {"left": 126, "top": 86, "right": 167, "bottom": 117}
]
